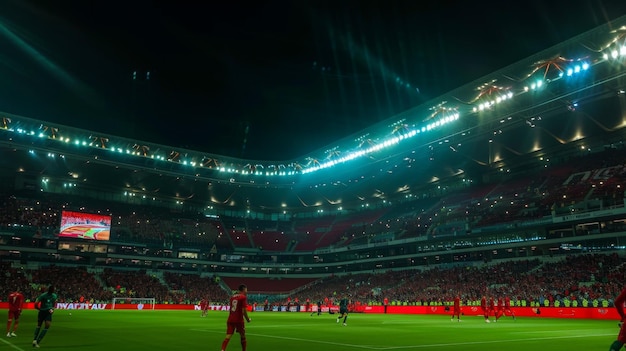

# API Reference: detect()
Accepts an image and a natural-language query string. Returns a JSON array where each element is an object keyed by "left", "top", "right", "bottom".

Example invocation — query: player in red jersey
[
  {"left": 200, "top": 298, "right": 209, "bottom": 317},
  {"left": 451, "top": 294, "right": 462, "bottom": 322},
  {"left": 609, "top": 287, "right": 626, "bottom": 351},
  {"left": 6, "top": 289, "right": 24, "bottom": 337},
  {"left": 502, "top": 296, "right": 516, "bottom": 320},
  {"left": 481, "top": 295, "right": 490, "bottom": 323},
  {"left": 221, "top": 284, "right": 251, "bottom": 351},
  {"left": 495, "top": 296, "right": 505, "bottom": 321}
]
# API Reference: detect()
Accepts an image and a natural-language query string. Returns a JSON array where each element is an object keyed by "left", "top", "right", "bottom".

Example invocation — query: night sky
[{"left": 1, "top": 0, "right": 625, "bottom": 161}]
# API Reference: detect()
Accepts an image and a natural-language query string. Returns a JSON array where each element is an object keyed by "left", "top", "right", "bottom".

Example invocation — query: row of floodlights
[
  {"left": 302, "top": 113, "right": 461, "bottom": 174},
  {"left": 21, "top": 111, "right": 460, "bottom": 176},
  {"left": 604, "top": 46, "right": 626, "bottom": 60},
  {"left": 11, "top": 56, "right": 601, "bottom": 178},
  {"left": 471, "top": 61, "right": 591, "bottom": 113}
]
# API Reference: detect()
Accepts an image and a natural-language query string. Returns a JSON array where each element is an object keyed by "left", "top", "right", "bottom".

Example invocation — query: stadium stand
[{"left": 2, "top": 15, "right": 626, "bottom": 311}]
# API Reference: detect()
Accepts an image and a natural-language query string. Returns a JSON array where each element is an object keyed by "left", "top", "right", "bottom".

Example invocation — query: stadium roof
[
  {"left": 1, "top": 1, "right": 625, "bottom": 161},
  {"left": 2, "top": 13, "right": 626, "bottom": 214},
  {"left": 2, "top": 4, "right": 626, "bottom": 214}
]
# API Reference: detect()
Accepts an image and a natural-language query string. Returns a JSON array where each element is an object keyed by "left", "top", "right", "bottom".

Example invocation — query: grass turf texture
[{"left": 0, "top": 310, "right": 618, "bottom": 351}]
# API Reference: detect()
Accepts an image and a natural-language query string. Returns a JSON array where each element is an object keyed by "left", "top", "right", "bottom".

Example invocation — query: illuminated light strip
[
  {"left": 472, "top": 92, "right": 514, "bottom": 113},
  {"left": 2, "top": 40, "right": 618, "bottom": 179},
  {"left": 302, "top": 114, "right": 460, "bottom": 174},
  {"left": 603, "top": 45, "right": 626, "bottom": 60}
]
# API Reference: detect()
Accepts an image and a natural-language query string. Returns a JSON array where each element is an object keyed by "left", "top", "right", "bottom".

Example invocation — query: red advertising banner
[
  {"left": 0, "top": 302, "right": 618, "bottom": 320},
  {"left": 363, "top": 305, "right": 618, "bottom": 320}
]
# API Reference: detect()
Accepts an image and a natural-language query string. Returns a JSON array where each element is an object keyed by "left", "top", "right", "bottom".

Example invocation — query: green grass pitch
[{"left": 0, "top": 310, "right": 619, "bottom": 351}]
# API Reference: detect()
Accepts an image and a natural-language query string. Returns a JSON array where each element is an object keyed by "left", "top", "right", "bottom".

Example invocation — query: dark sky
[{"left": 1, "top": 0, "right": 625, "bottom": 161}]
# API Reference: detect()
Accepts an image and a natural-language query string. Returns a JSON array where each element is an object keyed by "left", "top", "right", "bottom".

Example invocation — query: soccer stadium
[{"left": 2, "top": 8, "right": 626, "bottom": 351}]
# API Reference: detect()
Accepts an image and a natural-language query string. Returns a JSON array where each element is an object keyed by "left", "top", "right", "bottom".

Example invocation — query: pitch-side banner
[{"left": 0, "top": 302, "right": 618, "bottom": 319}]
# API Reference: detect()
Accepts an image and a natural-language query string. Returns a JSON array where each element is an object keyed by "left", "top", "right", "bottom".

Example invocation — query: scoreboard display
[{"left": 59, "top": 210, "right": 111, "bottom": 241}]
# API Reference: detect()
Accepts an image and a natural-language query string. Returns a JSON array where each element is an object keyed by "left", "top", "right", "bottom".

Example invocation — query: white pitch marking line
[{"left": 0, "top": 337, "right": 27, "bottom": 351}]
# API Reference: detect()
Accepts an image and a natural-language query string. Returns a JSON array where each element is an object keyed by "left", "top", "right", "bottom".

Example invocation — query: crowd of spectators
[
  {"left": 0, "top": 262, "right": 230, "bottom": 305},
  {"left": 0, "top": 146, "right": 624, "bottom": 255},
  {"left": 1, "top": 148, "right": 626, "bottom": 310},
  {"left": 2, "top": 252, "right": 625, "bottom": 309},
  {"left": 163, "top": 271, "right": 227, "bottom": 303},
  {"left": 280, "top": 252, "right": 626, "bottom": 309}
]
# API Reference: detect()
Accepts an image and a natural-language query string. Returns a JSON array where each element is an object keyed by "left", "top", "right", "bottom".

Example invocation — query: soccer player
[
  {"left": 336, "top": 295, "right": 349, "bottom": 326},
  {"left": 502, "top": 295, "right": 516, "bottom": 320},
  {"left": 383, "top": 297, "right": 389, "bottom": 314},
  {"left": 6, "top": 288, "right": 24, "bottom": 337},
  {"left": 488, "top": 295, "right": 497, "bottom": 321},
  {"left": 451, "top": 294, "right": 462, "bottom": 322},
  {"left": 609, "top": 286, "right": 626, "bottom": 351},
  {"left": 311, "top": 299, "right": 323, "bottom": 316},
  {"left": 481, "top": 295, "right": 490, "bottom": 323},
  {"left": 200, "top": 298, "right": 208, "bottom": 317},
  {"left": 221, "top": 284, "right": 251, "bottom": 351},
  {"left": 495, "top": 296, "right": 505, "bottom": 321},
  {"left": 33, "top": 285, "right": 58, "bottom": 348}
]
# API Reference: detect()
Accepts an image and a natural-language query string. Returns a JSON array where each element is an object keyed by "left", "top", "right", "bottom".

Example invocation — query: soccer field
[{"left": 0, "top": 309, "right": 618, "bottom": 351}]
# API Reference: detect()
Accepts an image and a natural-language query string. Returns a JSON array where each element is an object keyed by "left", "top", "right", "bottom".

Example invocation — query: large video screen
[{"left": 59, "top": 210, "right": 111, "bottom": 241}]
